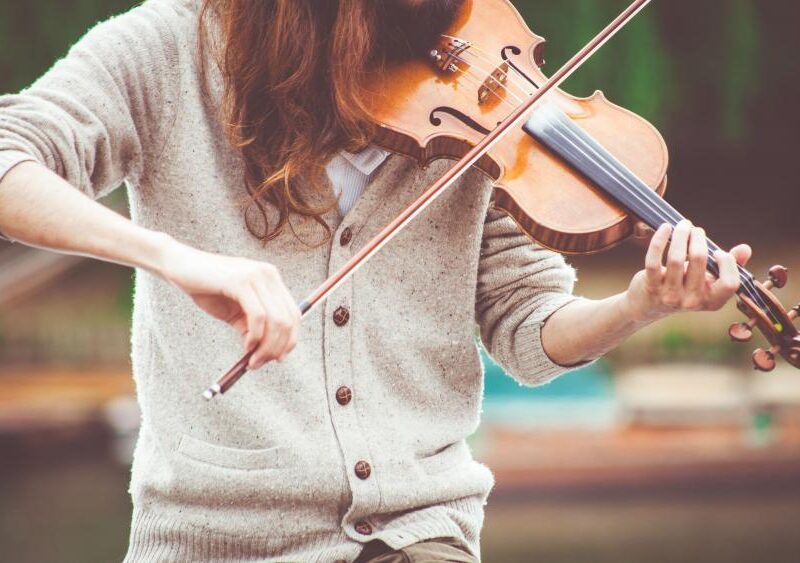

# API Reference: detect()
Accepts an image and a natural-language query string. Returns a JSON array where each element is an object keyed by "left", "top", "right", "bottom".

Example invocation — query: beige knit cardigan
[{"left": 0, "top": 1, "right": 581, "bottom": 560}]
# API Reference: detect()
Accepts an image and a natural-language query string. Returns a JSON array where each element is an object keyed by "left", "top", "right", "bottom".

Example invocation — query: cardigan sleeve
[
  {"left": 0, "top": 0, "right": 182, "bottom": 199},
  {"left": 475, "top": 207, "right": 589, "bottom": 387}
]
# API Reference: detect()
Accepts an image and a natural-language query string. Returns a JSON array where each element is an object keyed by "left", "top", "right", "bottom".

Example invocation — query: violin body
[{"left": 365, "top": 0, "right": 669, "bottom": 254}]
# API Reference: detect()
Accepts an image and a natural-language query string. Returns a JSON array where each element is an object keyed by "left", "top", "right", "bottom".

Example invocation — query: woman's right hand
[{"left": 159, "top": 237, "right": 301, "bottom": 369}]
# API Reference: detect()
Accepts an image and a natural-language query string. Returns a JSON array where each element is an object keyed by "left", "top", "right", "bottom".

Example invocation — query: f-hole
[
  {"left": 501, "top": 45, "right": 539, "bottom": 88},
  {"left": 430, "top": 107, "right": 491, "bottom": 135}
]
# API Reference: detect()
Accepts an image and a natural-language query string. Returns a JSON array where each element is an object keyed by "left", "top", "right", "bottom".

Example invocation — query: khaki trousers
[{"left": 353, "top": 537, "right": 476, "bottom": 563}]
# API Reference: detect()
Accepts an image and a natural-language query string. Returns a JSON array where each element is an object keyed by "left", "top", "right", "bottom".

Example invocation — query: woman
[{"left": 0, "top": 0, "right": 750, "bottom": 561}]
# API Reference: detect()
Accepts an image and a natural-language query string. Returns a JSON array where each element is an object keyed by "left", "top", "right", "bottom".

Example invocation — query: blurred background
[{"left": 1, "top": 0, "right": 799, "bottom": 561}]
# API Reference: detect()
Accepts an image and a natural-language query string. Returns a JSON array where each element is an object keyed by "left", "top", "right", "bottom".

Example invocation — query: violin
[{"left": 203, "top": 0, "right": 799, "bottom": 400}]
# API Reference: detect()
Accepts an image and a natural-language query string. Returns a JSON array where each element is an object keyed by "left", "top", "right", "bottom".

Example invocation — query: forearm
[
  {"left": 0, "top": 161, "right": 171, "bottom": 275},
  {"left": 541, "top": 292, "right": 657, "bottom": 366}
]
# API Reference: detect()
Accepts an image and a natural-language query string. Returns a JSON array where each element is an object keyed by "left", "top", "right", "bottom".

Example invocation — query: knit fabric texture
[{"left": 0, "top": 1, "right": 583, "bottom": 561}]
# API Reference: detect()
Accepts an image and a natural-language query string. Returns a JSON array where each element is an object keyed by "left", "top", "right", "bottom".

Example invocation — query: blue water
[{"left": 481, "top": 346, "right": 614, "bottom": 399}]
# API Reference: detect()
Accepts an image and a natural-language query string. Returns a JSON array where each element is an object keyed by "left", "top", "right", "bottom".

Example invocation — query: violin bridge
[{"left": 478, "top": 63, "right": 510, "bottom": 105}]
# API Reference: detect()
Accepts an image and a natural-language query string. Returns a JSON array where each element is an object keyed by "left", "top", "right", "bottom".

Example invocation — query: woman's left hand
[{"left": 625, "top": 220, "right": 752, "bottom": 323}]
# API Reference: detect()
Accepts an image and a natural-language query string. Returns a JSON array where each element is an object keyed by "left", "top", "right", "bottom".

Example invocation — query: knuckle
[
  {"left": 723, "top": 280, "right": 740, "bottom": 293},
  {"left": 262, "top": 265, "right": 281, "bottom": 282},
  {"left": 662, "top": 293, "right": 681, "bottom": 307},
  {"left": 231, "top": 276, "right": 250, "bottom": 292},
  {"left": 682, "top": 296, "right": 702, "bottom": 310},
  {"left": 666, "top": 257, "right": 684, "bottom": 269},
  {"left": 645, "top": 259, "right": 660, "bottom": 271},
  {"left": 689, "top": 250, "right": 706, "bottom": 262}
]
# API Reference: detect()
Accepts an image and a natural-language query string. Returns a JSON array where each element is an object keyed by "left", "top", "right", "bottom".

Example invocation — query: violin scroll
[{"left": 729, "top": 265, "right": 800, "bottom": 371}]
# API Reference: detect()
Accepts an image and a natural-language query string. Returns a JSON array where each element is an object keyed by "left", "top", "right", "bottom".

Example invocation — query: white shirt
[{"left": 325, "top": 146, "right": 390, "bottom": 216}]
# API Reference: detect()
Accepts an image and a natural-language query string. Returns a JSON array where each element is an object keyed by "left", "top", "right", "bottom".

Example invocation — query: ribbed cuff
[
  {"left": 123, "top": 508, "right": 362, "bottom": 563},
  {"left": 0, "top": 150, "right": 38, "bottom": 242},
  {"left": 0, "top": 149, "right": 37, "bottom": 184},
  {"left": 514, "top": 293, "right": 595, "bottom": 386}
]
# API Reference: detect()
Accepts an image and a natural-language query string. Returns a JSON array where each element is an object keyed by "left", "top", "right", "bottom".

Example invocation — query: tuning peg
[
  {"left": 765, "top": 265, "right": 788, "bottom": 290},
  {"left": 753, "top": 346, "right": 779, "bottom": 372},
  {"left": 729, "top": 319, "right": 756, "bottom": 342}
]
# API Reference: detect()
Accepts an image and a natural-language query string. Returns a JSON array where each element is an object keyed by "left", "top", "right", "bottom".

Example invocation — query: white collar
[{"left": 339, "top": 145, "right": 391, "bottom": 176}]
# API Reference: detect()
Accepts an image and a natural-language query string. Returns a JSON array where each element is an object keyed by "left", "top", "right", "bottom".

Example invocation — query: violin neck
[{"left": 523, "top": 104, "right": 754, "bottom": 285}]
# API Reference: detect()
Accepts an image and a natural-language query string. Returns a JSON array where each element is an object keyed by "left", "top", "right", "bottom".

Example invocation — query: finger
[
  {"left": 261, "top": 264, "right": 302, "bottom": 360},
  {"left": 278, "top": 298, "right": 302, "bottom": 361},
  {"left": 231, "top": 316, "right": 247, "bottom": 337},
  {"left": 634, "top": 221, "right": 656, "bottom": 240},
  {"left": 708, "top": 250, "right": 740, "bottom": 309},
  {"left": 262, "top": 273, "right": 300, "bottom": 360},
  {"left": 251, "top": 283, "right": 289, "bottom": 367},
  {"left": 644, "top": 223, "right": 671, "bottom": 288},
  {"left": 275, "top": 294, "right": 300, "bottom": 361},
  {"left": 236, "top": 286, "right": 266, "bottom": 356},
  {"left": 664, "top": 220, "right": 692, "bottom": 302},
  {"left": 279, "top": 321, "right": 299, "bottom": 362},
  {"left": 683, "top": 226, "right": 708, "bottom": 305},
  {"left": 730, "top": 243, "right": 752, "bottom": 267}
]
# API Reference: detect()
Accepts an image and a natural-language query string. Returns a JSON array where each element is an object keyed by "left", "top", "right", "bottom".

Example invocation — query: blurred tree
[
  {"left": 0, "top": 0, "right": 135, "bottom": 92},
  {"left": 721, "top": 0, "right": 759, "bottom": 142}
]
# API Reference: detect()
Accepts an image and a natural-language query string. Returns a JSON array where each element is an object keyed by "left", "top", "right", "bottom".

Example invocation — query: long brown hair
[{"left": 199, "top": 0, "right": 463, "bottom": 244}]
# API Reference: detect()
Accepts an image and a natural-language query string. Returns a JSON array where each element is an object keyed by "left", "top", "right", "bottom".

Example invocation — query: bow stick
[{"left": 203, "top": 0, "right": 653, "bottom": 400}]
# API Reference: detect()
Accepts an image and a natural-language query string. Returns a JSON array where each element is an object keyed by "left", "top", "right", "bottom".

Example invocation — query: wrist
[
  {"left": 140, "top": 229, "right": 181, "bottom": 279},
  {"left": 620, "top": 288, "right": 665, "bottom": 326}
]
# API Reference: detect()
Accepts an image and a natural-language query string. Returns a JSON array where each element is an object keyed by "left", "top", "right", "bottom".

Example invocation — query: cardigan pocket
[
  {"left": 177, "top": 434, "right": 285, "bottom": 471},
  {"left": 417, "top": 441, "right": 471, "bottom": 475}
]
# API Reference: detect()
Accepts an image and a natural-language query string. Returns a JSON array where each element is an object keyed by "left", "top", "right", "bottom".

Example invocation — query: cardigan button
[
  {"left": 354, "top": 521, "right": 373, "bottom": 535},
  {"left": 354, "top": 460, "right": 372, "bottom": 480},
  {"left": 336, "top": 386, "right": 352, "bottom": 406},
  {"left": 339, "top": 227, "right": 353, "bottom": 246},
  {"left": 333, "top": 306, "right": 350, "bottom": 326}
]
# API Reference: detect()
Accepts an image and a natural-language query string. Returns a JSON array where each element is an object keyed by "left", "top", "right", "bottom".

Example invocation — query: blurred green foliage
[{"left": 0, "top": 0, "right": 134, "bottom": 91}]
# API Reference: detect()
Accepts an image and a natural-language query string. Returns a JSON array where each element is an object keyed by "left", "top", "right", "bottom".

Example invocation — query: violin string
[
  {"left": 455, "top": 49, "right": 541, "bottom": 102},
  {"left": 461, "top": 44, "right": 772, "bottom": 318},
  {"left": 542, "top": 113, "right": 758, "bottom": 290},
  {"left": 438, "top": 36, "right": 538, "bottom": 100},
  {"left": 441, "top": 47, "right": 773, "bottom": 321},
  {"left": 547, "top": 118, "right": 769, "bottom": 315},
  {"left": 544, "top": 112, "right": 770, "bottom": 315},
  {"left": 440, "top": 36, "right": 539, "bottom": 99},
  {"left": 445, "top": 59, "right": 518, "bottom": 109},
  {"left": 472, "top": 45, "right": 552, "bottom": 98},
  {"left": 455, "top": 49, "right": 536, "bottom": 99},
  {"left": 542, "top": 110, "right": 774, "bottom": 320},
  {"left": 446, "top": 55, "right": 529, "bottom": 105}
]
